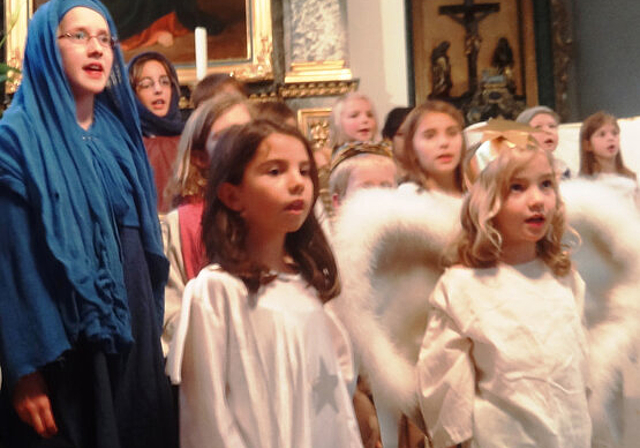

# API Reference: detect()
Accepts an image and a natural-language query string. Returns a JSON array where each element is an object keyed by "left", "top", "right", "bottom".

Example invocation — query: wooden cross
[{"left": 439, "top": 0, "right": 500, "bottom": 94}]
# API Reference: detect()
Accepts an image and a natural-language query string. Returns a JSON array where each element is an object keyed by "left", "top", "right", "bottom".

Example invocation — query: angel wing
[
  {"left": 561, "top": 178, "right": 640, "bottom": 446},
  {"left": 331, "top": 187, "right": 462, "bottom": 418}
]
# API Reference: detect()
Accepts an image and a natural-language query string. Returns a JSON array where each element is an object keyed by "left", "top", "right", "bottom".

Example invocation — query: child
[
  {"left": 579, "top": 111, "right": 638, "bottom": 206},
  {"left": 516, "top": 105, "right": 571, "bottom": 179},
  {"left": 0, "top": 0, "right": 176, "bottom": 446},
  {"left": 191, "top": 72, "right": 247, "bottom": 108},
  {"left": 254, "top": 100, "right": 297, "bottom": 128},
  {"left": 329, "top": 141, "right": 397, "bottom": 213},
  {"left": 382, "top": 107, "right": 413, "bottom": 159},
  {"left": 417, "top": 133, "right": 591, "bottom": 447},
  {"left": 166, "top": 120, "right": 363, "bottom": 448},
  {"left": 160, "top": 92, "right": 254, "bottom": 353},
  {"left": 396, "top": 100, "right": 466, "bottom": 197},
  {"left": 128, "top": 51, "right": 185, "bottom": 212},
  {"left": 330, "top": 92, "right": 378, "bottom": 150}
]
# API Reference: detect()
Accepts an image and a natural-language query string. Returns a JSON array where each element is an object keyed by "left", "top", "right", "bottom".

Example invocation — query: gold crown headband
[
  {"left": 469, "top": 118, "right": 538, "bottom": 173},
  {"left": 330, "top": 141, "right": 394, "bottom": 174}
]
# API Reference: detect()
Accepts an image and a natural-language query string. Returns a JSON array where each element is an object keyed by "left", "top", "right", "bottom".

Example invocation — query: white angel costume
[
  {"left": 418, "top": 260, "right": 591, "bottom": 448},
  {"left": 166, "top": 265, "right": 363, "bottom": 448},
  {"left": 332, "top": 178, "right": 640, "bottom": 448}
]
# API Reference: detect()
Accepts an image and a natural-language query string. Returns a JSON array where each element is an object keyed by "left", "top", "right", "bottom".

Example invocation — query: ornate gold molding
[
  {"left": 285, "top": 60, "right": 352, "bottom": 83},
  {"left": 550, "top": 0, "right": 573, "bottom": 121},
  {"left": 4, "top": 0, "right": 274, "bottom": 93},
  {"left": 279, "top": 80, "right": 358, "bottom": 98}
]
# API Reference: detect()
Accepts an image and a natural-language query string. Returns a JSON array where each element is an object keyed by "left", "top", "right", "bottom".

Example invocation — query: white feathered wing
[{"left": 331, "top": 187, "right": 462, "bottom": 420}]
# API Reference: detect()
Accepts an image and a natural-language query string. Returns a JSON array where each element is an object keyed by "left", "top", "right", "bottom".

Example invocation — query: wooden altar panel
[{"left": 410, "top": 0, "right": 537, "bottom": 105}]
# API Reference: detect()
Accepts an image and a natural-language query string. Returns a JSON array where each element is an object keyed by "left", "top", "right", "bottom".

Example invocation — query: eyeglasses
[
  {"left": 136, "top": 76, "right": 172, "bottom": 90},
  {"left": 58, "top": 30, "right": 117, "bottom": 49}
]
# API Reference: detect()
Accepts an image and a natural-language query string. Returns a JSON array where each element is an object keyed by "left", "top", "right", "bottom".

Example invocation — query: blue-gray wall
[{"left": 572, "top": 1, "right": 640, "bottom": 119}]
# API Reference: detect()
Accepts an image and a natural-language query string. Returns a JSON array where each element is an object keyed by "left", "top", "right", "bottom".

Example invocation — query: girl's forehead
[
  {"left": 597, "top": 121, "right": 618, "bottom": 130},
  {"left": 530, "top": 113, "right": 557, "bottom": 123},
  {"left": 510, "top": 151, "right": 553, "bottom": 176},
  {"left": 60, "top": 6, "right": 107, "bottom": 29},
  {"left": 345, "top": 97, "right": 370, "bottom": 109},
  {"left": 419, "top": 111, "right": 457, "bottom": 127}
]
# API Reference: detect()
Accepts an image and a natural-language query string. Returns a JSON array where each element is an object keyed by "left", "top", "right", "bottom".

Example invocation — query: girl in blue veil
[{"left": 0, "top": 0, "right": 177, "bottom": 446}]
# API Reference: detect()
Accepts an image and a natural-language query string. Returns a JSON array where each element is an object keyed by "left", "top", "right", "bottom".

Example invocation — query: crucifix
[{"left": 439, "top": 0, "right": 500, "bottom": 94}]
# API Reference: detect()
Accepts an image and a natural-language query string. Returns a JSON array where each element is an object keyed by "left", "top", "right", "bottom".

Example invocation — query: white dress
[
  {"left": 417, "top": 259, "right": 591, "bottom": 448},
  {"left": 166, "top": 265, "right": 363, "bottom": 448}
]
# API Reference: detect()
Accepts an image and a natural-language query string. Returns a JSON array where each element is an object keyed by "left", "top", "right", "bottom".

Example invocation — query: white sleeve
[
  {"left": 160, "top": 210, "right": 187, "bottom": 356},
  {"left": 416, "top": 280, "right": 474, "bottom": 448},
  {"left": 174, "top": 275, "right": 250, "bottom": 448}
]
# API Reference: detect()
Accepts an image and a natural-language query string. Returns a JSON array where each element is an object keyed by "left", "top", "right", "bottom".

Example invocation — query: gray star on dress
[{"left": 313, "top": 357, "right": 340, "bottom": 413}]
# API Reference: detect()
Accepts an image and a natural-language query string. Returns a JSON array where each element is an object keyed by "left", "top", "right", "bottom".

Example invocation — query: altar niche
[{"left": 409, "top": 0, "right": 538, "bottom": 124}]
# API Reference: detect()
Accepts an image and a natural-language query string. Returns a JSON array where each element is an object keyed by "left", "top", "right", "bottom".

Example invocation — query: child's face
[
  {"left": 345, "top": 161, "right": 396, "bottom": 196},
  {"left": 493, "top": 152, "right": 557, "bottom": 264},
  {"left": 529, "top": 113, "right": 559, "bottom": 152},
  {"left": 412, "top": 111, "right": 463, "bottom": 180},
  {"left": 135, "top": 59, "right": 172, "bottom": 117},
  {"left": 588, "top": 122, "right": 620, "bottom": 163},
  {"left": 58, "top": 7, "right": 113, "bottom": 102},
  {"left": 341, "top": 98, "right": 376, "bottom": 142},
  {"left": 224, "top": 133, "right": 313, "bottom": 243}
]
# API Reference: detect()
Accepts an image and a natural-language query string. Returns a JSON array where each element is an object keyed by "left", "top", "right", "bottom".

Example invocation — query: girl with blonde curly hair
[{"left": 417, "top": 138, "right": 591, "bottom": 447}]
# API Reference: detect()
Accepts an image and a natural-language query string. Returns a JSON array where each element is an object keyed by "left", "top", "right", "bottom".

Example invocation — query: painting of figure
[
  {"left": 101, "top": 0, "right": 248, "bottom": 64},
  {"left": 32, "top": 0, "right": 248, "bottom": 65}
]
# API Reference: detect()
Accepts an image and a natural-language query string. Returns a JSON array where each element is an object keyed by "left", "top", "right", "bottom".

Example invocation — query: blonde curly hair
[{"left": 447, "top": 145, "right": 572, "bottom": 276}]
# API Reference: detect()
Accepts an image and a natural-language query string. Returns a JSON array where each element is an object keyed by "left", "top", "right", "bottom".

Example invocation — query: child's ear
[{"left": 217, "top": 182, "right": 243, "bottom": 212}]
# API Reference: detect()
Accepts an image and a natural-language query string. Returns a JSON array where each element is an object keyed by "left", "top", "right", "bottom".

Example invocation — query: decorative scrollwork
[{"left": 550, "top": 0, "right": 573, "bottom": 121}]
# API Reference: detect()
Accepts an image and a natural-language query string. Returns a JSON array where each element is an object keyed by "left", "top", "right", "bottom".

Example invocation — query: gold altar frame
[
  {"left": 410, "top": 0, "right": 537, "bottom": 105},
  {"left": 3, "top": 0, "right": 273, "bottom": 90}
]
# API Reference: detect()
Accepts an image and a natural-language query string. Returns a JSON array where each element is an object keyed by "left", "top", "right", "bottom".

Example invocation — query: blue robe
[{"left": 0, "top": 0, "right": 175, "bottom": 446}]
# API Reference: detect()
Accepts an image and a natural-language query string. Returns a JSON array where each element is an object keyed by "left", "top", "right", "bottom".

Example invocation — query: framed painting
[
  {"left": 409, "top": 0, "right": 537, "bottom": 107},
  {"left": 4, "top": 0, "right": 273, "bottom": 90}
]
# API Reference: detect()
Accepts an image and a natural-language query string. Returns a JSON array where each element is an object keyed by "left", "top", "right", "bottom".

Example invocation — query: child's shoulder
[{"left": 187, "top": 264, "right": 248, "bottom": 300}]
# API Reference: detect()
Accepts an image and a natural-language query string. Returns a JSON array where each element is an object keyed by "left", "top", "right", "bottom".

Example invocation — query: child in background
[
  {"left": 128, "top": 51, "right": 185, "bottom": 212},
  {"left": 417, "top": 128, "right": 591, "bottom": 447},
  {"left": 329, "top": 141, "right": 397, "bottom": 213},
  {"left": 160, "top": 92, "right": 253, "bottom": 354},
  {"left": 516, "top": 105, "right": 570, "bottom": 179},
  {"left": 190, "top": 73, "right": 247, "bottom": 108},
  {"left": 254, "top": 100, "right": 298, "bottom": 128},
  {"left": 397, "top": 100, "right": 466, "bottom": 197},
  {"left": 579, "top": 111, "right": 638, "bottom": 206},
  {"left": 166, "top": 120, "right": 363, "bottom": 448},
  {"left": 330, "top": 92, "right": 378, "bottom": 150},
  {"left": 382, "top": 107, "right": 413, "bottom": 166}
]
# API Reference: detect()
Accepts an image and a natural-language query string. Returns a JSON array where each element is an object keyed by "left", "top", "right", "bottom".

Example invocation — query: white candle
[{"left": 195, "top": 27, "right": 208, "bottom": 81}]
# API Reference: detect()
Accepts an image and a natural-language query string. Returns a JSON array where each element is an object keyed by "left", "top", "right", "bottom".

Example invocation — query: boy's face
[
  {"left": 529, "top": 113, "right": 559, "bottom": 152},
  {"left": 345, "top": 162, "right": 397, "bottom": 197}
]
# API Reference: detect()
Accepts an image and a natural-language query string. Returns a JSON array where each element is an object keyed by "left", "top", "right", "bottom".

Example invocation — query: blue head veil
[
  {"left": 128, "top": 51, "right": 185, "bottom": 137},
  {"left": 0, "top": 0, "right": 167, "bottom": 352}
]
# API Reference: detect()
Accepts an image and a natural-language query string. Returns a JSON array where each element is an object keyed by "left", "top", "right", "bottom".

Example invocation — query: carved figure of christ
[{"left": 439, "top": 0, "right": 500, "bottom": 93}]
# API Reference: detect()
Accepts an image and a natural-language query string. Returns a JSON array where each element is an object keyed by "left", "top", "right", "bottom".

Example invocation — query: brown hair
[
  {"left": 579, "top": 111, "right": 636, "bottom": 179},
  {"left": 397, "top": 100, "right": 467, "bottom": 192},
  {"left": 253, "top": 100, "right": 297, "bottom": 125},
  {"left": 165, "top": 92, "right": 254, "bottom": 206},
  {"left": 191, "top": 73, "right": 247, "bottom": 108},
  {"left": 128, "top": 52, "right": 178, "bottom": 93},
  {"left": 449, "top": 145, "right": 572, "bottom": 276},
  {"left": 201, "top": 120, "right": 340, "bottom": 301}
]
